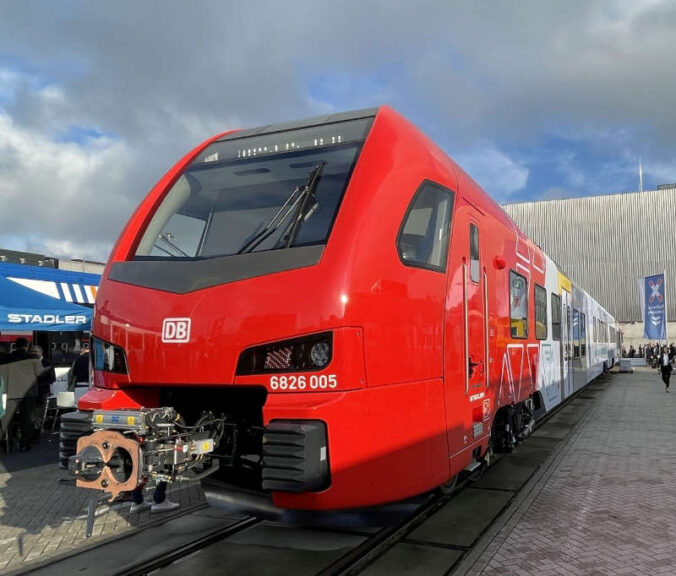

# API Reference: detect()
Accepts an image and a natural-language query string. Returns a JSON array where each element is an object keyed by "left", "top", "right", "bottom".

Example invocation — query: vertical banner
[{"left": 642, "top": 273, "right": 666, "bottom": 340}]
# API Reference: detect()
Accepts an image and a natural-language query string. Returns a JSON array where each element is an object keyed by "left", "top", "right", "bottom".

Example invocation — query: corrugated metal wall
[{"left": 502, "top": 187, "right": 676, "bottom": 322}]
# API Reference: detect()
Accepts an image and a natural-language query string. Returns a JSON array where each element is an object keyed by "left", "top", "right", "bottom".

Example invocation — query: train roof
[{"left": 215, "top": 108, "right": 378, "bottom": 143}]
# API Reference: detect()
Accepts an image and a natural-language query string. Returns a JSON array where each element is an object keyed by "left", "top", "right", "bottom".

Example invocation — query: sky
[{"left": 0, "top": 0, "right": 675, "bottom": 263}]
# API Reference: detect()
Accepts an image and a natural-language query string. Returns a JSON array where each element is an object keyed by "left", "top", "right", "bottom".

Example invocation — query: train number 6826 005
[{"left": 269, "top": 374, "right": 338, "bottom": 391}]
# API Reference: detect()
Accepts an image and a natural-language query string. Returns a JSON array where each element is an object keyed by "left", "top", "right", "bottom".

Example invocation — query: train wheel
[
  {"left": 467, "top": 441, "right": 494, "bottom": 482},
  {"left": 438, "top": 475, "right": 459, "bottom": 495}
]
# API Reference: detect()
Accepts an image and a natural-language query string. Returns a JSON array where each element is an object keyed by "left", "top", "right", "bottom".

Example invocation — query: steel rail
[{"left": 113, "top": 515, "right": 262, "bottom": 576}]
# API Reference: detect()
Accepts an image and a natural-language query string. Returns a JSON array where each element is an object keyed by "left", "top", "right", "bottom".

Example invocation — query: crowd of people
[
  {"left": 0, "top": 337, "right": 56, "bottom": 451},
  {"left": 622, "top": 341, "right": 676, "bottom": 392},
  {"left": 622, "top": 342, "right": 676, "bottom": 364}
]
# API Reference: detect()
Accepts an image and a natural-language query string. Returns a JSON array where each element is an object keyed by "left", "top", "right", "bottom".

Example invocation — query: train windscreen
[{"left": 135, "top": 118, "right": 372, "bottom": 260}]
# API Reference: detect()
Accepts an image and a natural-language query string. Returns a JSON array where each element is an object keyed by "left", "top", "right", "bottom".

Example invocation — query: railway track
[{"left": 17, "top": 373, "right": 612, "bottom": 576}]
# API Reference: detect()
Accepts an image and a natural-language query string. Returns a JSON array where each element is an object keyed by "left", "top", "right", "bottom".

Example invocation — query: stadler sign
[{"left": 6, "top": 313, "right": 89, "bottom": 325}]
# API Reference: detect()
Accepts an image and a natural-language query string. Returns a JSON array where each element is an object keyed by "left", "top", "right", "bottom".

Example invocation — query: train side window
[
  {"left": 573, "top": 308, "right": 580, "bottom": 358},
  {"left": 535, "top": 284, "right": 547, "bottom": 340},
  {"left": 580, "top": 312, "right": 586, "bottom": 356},
  {"left": 469, "top": 224, "right": 480, "bottom": 282},
  {"left": 509, "top": 270, "right": 528, "bottom": 339},
  {"left": 397, "top": 181, "right": 455, "bottom": 272},
  {"left": 551, "top": 293, "right": 561, "bottom": 341}
]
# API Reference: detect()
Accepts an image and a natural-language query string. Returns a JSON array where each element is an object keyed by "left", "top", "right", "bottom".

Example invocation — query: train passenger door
[
  {"left": 465, "top": 221, "right": 488, "bottom": 400},
  {"left": 444, "top": 203, "right": 488, "bottom": 459},
  {"left": 561, "top": 290, "right": 573, "bottom": 398}
]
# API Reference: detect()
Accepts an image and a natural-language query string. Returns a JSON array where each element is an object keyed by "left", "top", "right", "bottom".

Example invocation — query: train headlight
[
  {"left": 92, "top": 337, "right": 128, "bottom": 374},
  {"left": 236, "top": 332, "right": 333, "bottom": 375},
  {"left": 310, "top": 341, "right": 331, "bottom": 368}
]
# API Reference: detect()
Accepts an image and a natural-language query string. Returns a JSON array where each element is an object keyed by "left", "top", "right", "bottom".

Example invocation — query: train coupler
[{"left": 68, "top": 407, "right": 221, "bottom": 502}]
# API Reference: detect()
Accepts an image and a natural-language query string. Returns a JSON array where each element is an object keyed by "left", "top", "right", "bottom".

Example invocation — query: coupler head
[{"left": 69, "top": 430, "right": 142, "bottom": 501}]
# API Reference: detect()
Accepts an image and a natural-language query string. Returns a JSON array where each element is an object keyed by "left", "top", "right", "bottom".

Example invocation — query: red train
[{"left": 69, "top": 107, "right": 593, "bottom": 509}]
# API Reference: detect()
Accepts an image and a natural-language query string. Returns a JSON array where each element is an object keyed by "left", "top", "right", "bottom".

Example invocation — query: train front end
[{"left": 67, "top": 109, "right": 348, "bottom": 507}]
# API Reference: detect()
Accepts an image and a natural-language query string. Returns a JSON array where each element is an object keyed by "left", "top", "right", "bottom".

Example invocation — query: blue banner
[{"left": 643, "top": 273, "right": 666, "bottom": 340}]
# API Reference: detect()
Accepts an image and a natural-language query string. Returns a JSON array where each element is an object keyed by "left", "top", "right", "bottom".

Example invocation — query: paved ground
[
  {"left": 1, "top": 367, "right": 674, "bottom": 576},
  {"left": 460, "top": 366, "right": 676, "bottom": 576},
  {"left": 0, "top": 438, "right": 205, "bottom": 574}
]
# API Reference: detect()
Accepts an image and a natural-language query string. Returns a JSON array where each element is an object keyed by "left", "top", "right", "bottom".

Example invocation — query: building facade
[{"left": 0, "top": 248, "right": 104, "bottom": 275}]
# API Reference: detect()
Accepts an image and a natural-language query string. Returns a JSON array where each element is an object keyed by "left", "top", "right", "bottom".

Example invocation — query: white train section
[{"left": 535, "top": 254, "right": 619, "bottom": 414}]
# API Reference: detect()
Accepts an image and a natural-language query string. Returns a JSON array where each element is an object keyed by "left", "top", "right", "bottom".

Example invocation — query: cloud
[
  {"left": 0, "top": 1, "right": 675, "bottom": 259},
  {"left": 0, "top": 110, "right": 135, "bottom": 262},
  {"left": 645, "top": 161, "right": 676, "bottom": 188},
  {"left": 454, "top": 144, "right": 529, "bottom": 201}
]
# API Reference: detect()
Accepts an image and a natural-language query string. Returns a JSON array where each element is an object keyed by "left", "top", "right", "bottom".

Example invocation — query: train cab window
[
  {"left": 572, "top": 308, "right": 580, "bottom": 358},
  {"left": 134, "top": 117, "right": 373, "bottom": 259},
  {"left": 580, "top": 312, "right": 586, "bottom": 356},
  {"left": 397, "top": 181, "right": 455, "bottom": 272},
  {"left": 469, "top": 224, "right": 480, "bottom": 282},
  {"left": 534, "top": 284, "right": 547, "bottom": 340},
  {"left": 509, "top": 271, "right": 528, "bottom": 339},
  {"left": 551, "top": 293, "right": 561, "bottom": 341}
]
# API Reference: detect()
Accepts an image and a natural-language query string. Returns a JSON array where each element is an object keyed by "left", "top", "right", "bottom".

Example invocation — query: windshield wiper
[
  {"left": 237, "top": 162, "right": 324, "bottom": 254},
  {"left": 283, "top": 162, "right": 323, "bottom": 248}
]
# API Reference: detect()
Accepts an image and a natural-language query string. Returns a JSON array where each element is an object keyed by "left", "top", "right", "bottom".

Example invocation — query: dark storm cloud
[{"left": 0, "top": 1, "right": 674, "bottom": 259}]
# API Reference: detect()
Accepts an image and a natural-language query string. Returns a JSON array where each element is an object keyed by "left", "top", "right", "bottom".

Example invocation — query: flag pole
[{"left": 665, "top": 269, "right": 668, "bottom": 345}]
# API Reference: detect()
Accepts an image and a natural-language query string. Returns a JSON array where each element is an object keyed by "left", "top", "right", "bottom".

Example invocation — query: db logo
[{"left": 162, "top": 318, "right": 191, "bottom": 343}]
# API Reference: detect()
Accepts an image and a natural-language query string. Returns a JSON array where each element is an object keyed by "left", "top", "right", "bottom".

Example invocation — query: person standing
[
  {"left": 68, "top": 344, "right": 90, "bottom": 392},
  {"left": 31, "top": 346, "right": 56, "bottom": 398},
  {"left": 31, "top": 345, "right": 56, "bottom": 432},
  {"left": 0, "top": 338, "right": 45, "bottom": 450},
  {"left": 659, "top": 345, "right": 673, "bottom": 392}
]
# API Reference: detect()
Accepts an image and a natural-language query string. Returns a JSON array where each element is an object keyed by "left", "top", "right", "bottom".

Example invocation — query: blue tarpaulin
[{"left": 0, "top": 274, "right": 92, "bottom": 331}]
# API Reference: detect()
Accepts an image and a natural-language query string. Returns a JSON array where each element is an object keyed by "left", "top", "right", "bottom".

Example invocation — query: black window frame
[
  {"left": 534, "top": 284, "right": 547, "bottom": 340},
  {"left": 469, "top": 223, "right": 480, "bottom": 283},
  {"left": 580, "top": 312, "right": 586, "bottom": 357},
  {"left": 509, "top": 270, "right": 529, "bottom": 339},
  {"left": 573, "top": 308, "right": 580, "bottom": 358},
  {"left": 396, "top": 180, "right": 455, "bottom": 274},
  {"left": 551, "top": 293, "right": 562, "bottom": 341}
]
